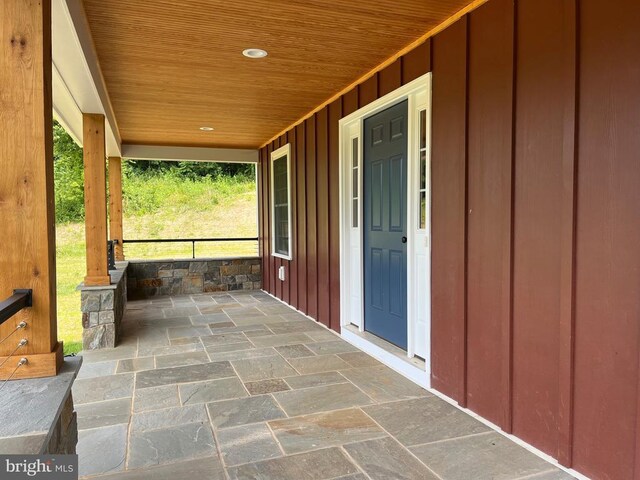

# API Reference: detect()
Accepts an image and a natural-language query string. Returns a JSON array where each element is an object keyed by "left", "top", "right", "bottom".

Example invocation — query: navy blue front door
[{"left": 363, "top": 100, "right": 408, "bottom": 350}]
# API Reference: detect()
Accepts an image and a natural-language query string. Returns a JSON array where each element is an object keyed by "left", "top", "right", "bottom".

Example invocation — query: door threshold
[{"left": 342, "top": 324, "right": 429, "bottom": 389}]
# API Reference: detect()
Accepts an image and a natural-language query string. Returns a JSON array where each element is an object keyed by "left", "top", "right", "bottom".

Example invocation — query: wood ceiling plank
[{"left": 82, "top": 0, "right": 476, "bottom": 148}]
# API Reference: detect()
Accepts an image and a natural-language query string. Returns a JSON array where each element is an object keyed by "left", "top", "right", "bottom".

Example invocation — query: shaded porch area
[{"left": 74, "top": 291, "right": 572, "bottom": 480}]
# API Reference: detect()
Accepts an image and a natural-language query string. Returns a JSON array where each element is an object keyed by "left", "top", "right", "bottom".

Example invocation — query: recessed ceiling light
[
  {"left": 199, "top": 126, "right": 214, "bottom": 131},
  {"left": 243, "top": 48, "right": 268, "bottom": 59}
]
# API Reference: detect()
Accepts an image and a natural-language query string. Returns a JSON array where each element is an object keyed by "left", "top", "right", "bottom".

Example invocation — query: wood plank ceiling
[{"left": 82, "top": 0, "right": 474, "bottom": 149}]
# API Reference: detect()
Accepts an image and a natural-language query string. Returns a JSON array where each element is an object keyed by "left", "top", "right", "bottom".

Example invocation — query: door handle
[{"left": 401, "top": 236, "right": 407, "bottom": 244}]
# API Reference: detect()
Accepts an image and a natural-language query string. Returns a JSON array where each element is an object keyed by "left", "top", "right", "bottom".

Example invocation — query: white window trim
[
  {"left": 270, "top": 143, "right": 292, "bottom": 260},
  {"left": 339, "top": 73, "right": 432, "bottom": 386}
]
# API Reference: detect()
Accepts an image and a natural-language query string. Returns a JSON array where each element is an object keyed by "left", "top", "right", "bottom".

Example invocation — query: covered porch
[
  {"left": 74, "top": 290, "right": 570, "bottom": 479},
  {"left": 1, "top": 0, "right": 638, "bottom": 479}
]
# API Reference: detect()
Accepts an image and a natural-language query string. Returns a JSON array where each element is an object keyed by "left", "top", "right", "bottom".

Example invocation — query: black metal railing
[
  {"left": 122, "top": 237, "right": 259, "bottom": 259},
  {"left": 0, "top": 290, "right": 32, "bottom": 327}
]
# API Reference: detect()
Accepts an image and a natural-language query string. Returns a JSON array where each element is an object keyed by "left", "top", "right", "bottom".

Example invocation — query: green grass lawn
[{"left": 57, "top": 177, "right": 257, "bottom": 354}]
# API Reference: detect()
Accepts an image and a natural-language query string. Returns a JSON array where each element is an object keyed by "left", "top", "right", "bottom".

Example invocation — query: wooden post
[
  {"left": 0, "top": 0, "right": 63, "bottom": 380},
  {"left": 108, "top": 157, "right": 125, "bottom": 261},
  {"left": 83, "top": 113, "right": 111, "bottom": 286}
]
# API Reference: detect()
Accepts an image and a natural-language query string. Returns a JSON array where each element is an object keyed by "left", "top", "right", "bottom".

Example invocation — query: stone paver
[
  {"left": 179, "top": 378, "right": 248, "bottom": 405},
  {"left": 244, "top": 379, "right": 290, "bottom": 395},
  {"left": 75, "top": 291, "right": 573, "bottom": 480},
  {"left": 410, "top": 432, "right": 567, "bottom": 480},
  {"left": 75, "top": 398, "right": 131, "bottom": 429},
  {"left": 77, "top": 424, "right": 127, "bottom": 477},
  {"left": 227, "top": 447, "right": 359, "bottom": 480},
  {"left": 133, "top": 385, "right": 180, "bottom": 413},
  {"left": 127, "top": 422, "right": 216, "bottom": 469},
  {"left": 344, "top": 437, "right": 439, "bottom": 480},
  {"left": 207, "top": 395, "right": 286, "bottom": 429},
  {"left": 272, "top": 382, "right": 372, "bottom": 416},
  {"left": 363, "top": 396, "right": 490, "bottom": 446},
  {"left": 216, "top": 423, "right": 282, "bottom": 466},
  {"left": 269, "top": 408, "right": 385, "bottom": 454}
]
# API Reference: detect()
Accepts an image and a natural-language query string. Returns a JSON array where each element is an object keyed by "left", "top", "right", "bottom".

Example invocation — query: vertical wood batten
[
  {"left": 316, "top": 108, "right": 330, "bottom": 328},
  {"left": 466, "top": 0, "right": 514, "bottom": 428},
  {"left": 296, "top": 122, "right": 307, "bottom": 314},
  {"left": 0, "top": 0, "right": 60, "bottom": 369},
  {"left": 108, "top": 157, "right": 125, "bottom": 261},
  {"left": 557, "top": 0, "right": 578, "bottom": 466},
  {"left": 328, "top": 99, "right": 342, "bottom": 332},
  {"left": 430, "top": 17, "right": 469, "bottom": 406},
  {"left": 305, "top": 115, "right": 318, "bottom": 319},
  {"left": 82, "top": 113, "right": 111, "bottom": 286}
]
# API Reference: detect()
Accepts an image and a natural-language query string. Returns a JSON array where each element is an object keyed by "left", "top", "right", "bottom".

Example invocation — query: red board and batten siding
[
  {"left": 258, "top": 0, "right": 640, "bottom": 477},
  {"left": 259, "top": 41, "right": 431, "bottom": 331},
  {"left": 429, "top": 0, "right": 640, "bottom": 479}
]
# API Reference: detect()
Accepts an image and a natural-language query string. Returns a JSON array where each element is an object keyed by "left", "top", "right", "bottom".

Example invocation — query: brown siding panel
[
  {"left": 430, "top": 17, "right": 468, "bottom": 406},
  {"left": 512, "top": 0, "right": 565, "bottom": 455},
  {"left": 378, "top": 59, "right": 402, "bottom": 97},
  {"left": 359, "top": 74, "right": 378, "bottom": 108},
  {"left": 401, "top": 40, "right": 431, "bottom": 84},
  {"left": 342, "top": 88, "right": 359, "bottom": 117},
  {"left": 305, "top": 115, "right": 318, "bottom": 319},
  {"left": 316, "top": 109, "right": 331, "bottom": 327},
  {"left": 466, "top": 0, "right": 514, "bottom": 429},
  {"left": 573, "top": 1, "right": 640, "bottom": 478},
  {"left": 328, "top": 99, "right": 342, "bottom": 332},
  {"left": 296, "top": 123, "right": 308, "bottom": 314}
]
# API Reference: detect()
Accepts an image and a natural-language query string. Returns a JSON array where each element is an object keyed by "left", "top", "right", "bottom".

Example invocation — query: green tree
[{"left": 53, "top": 121, "right": 85, "bottom": 223}]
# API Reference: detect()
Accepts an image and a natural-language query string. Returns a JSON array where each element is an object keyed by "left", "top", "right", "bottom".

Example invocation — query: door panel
[{"left": 363, "top": 100, "right": 408, "bottom": 349}]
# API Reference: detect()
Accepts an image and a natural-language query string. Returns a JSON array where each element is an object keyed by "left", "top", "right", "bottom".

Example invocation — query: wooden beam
[
  {"left": 0, "top": 0, "right": 62, "bottom": 379},
  {"left": 108, "top": 157, "right": 125, "bottom": 261},
  {"left": 83, "top": 113, "right": 111, "bottom": 286}
]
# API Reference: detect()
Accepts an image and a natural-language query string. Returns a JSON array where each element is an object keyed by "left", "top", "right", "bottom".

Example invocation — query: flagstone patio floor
[{"left": 73, "top": 290, "right": 575, "bottom": 480}]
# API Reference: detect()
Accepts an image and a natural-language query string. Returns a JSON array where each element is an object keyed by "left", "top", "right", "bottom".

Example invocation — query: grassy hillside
[{"left": 57, "top": 176, "right": 257, "bottom": 354}]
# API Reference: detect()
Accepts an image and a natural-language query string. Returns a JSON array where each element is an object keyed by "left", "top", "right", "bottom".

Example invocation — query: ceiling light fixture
[
  {"left": 243, "top": 48, "right": 268, "bottom": 59},
  {"left": 199, "top": 126, "right": 214, "bottom": 131}
]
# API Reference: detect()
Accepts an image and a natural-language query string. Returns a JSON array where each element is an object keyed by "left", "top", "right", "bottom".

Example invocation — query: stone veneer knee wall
[
  {"left": 79, "top": 263, "right": 128, "bottom": 350},
  {"left": 127, "top": 257, "right": 262, "bottom": 299}
]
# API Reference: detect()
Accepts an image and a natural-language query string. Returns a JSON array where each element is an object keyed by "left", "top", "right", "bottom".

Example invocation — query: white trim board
[
  {"left": 269, "top": 144, "right": 293, "bottom": 260},
  {"left": 338, "top": 73, "right": 432, "bottom": 374},
  {"left": 52, "top": 0, "right": 121, "bottom": 156},
  {"left": 121, "top": 144, "right": 259, "bottom": 163}
]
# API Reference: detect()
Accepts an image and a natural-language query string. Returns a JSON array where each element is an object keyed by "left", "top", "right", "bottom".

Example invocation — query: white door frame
[{"left": 339, "top": 73, "right": 432, "bottom": 387}]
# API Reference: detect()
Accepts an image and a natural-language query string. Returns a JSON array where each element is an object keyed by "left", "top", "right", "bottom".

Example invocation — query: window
[
  {"left": 271, "top": 144, "right": 292, "bottom": 259},
  {"left": 351, "top": 137, "right": 359, "bottom": 228},
  {"left": 418, "top": 109, "right": 427, "bottom": 229}
]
